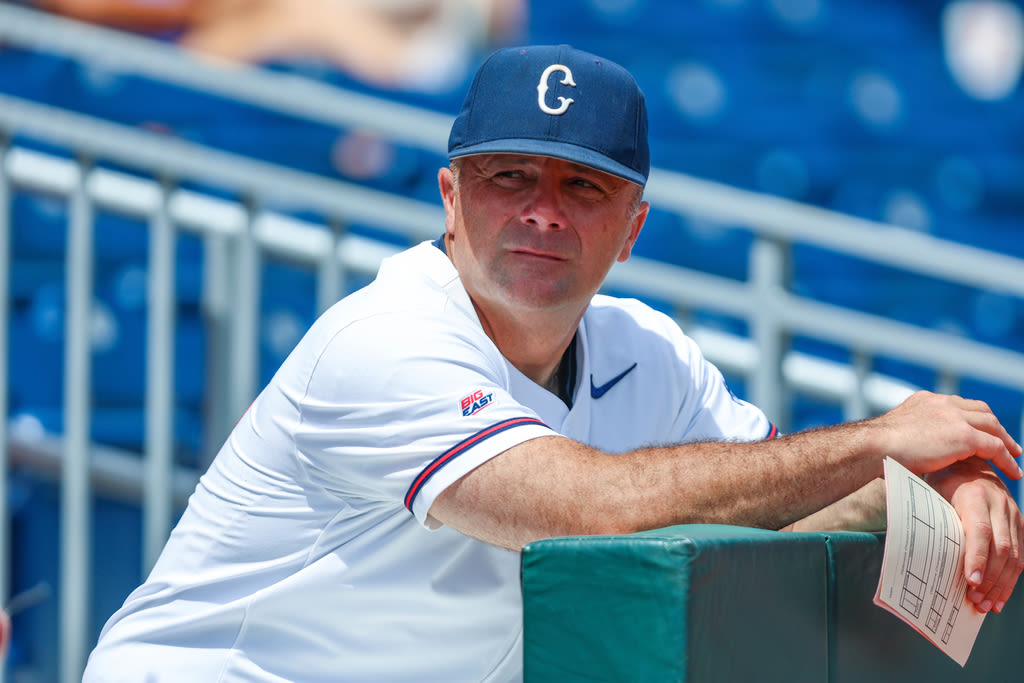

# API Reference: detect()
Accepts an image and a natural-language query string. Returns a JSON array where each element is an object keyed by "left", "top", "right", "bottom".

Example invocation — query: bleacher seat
[
  {"left": 632, "top": 206, "right": 751, "bottom": 281},
  {"left": 7, "top": 475, "right": 145, "bottom": 683}
]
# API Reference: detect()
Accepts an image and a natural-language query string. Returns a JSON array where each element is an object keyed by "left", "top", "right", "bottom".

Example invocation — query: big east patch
[{"left": 460, "top": 389, "right": 494, "bottom": 417}]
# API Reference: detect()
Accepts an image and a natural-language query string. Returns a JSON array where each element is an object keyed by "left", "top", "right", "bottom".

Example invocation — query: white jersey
[{"left": 84, "top": 240, "right": 773, "bottom": 683}]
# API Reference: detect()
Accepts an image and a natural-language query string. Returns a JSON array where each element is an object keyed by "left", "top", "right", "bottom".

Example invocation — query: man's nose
[{"left": 520, "top": 177, "right": 566, "bottom": 230}]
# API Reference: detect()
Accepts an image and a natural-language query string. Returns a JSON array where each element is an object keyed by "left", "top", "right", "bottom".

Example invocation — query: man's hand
[
  {"left": 877, "top": 392, "right": 1023, "bottom": 481},
  {"left": 927, "top": 458, "right": 1024, "bottom": 613}
]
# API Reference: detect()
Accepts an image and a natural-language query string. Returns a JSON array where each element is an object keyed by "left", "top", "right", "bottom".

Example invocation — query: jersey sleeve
[
  {"left": 289, "top": 310, "right": 556, "bottom": 529},
  {"left": 678, "top": 346, "right": 778, "bottom": 442}
]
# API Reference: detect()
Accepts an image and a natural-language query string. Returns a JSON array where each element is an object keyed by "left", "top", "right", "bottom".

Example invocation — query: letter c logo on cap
[{"left": 537, "top": 64, "right": 576, "bottom": 115}]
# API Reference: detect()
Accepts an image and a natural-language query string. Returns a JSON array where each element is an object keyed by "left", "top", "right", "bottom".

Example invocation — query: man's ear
[
  {"left": 617, "top": 200, "right": 649, "bottom": 263},
  {"left": 438, "top": 167, "right": 455, "bottom": 209},
  {"left": 438, "top": 167, "right": 457, "bottom": 237}
]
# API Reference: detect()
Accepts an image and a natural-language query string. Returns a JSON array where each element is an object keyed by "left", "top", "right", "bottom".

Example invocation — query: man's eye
[
  {"left": 571, "top": 178, "right": 606, "bottom": 194},
  {"left": 490, "top": 170, "right": 530, "bottom": 185}
]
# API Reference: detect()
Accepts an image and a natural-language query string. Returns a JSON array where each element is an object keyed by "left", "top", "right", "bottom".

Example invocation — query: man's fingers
[
  {"left": 931, "top": 442, "right": 1024, "bottom": 613},
  {"left": 961, "top": 492, "right": 1000, "bottom": 610},
  {"left": 989, "top": 557, "right": 1021, "bottom": 613},
  {"left": 923, "top": 394, "right": 1022, "bottom": 478},
  {"left": 964, "top": 513, "right": 994, "bottom": 599},
  {"left": 991, "top": 508, "right": 1024, "bottom": 612},
  {"left": 962, "top": 494, "right": 1024, "bottom": 612},
  {"left": 957, "top": 395, "right": 1022, "bottom": 455},
  {"left": 966, "top": 419, "right": 1023, "bottom": 481},
  {"left": 974, "top": 522, "right": 1010, "bottom": 611},
  {"left": 968, "top": 538, "right": 1020, "bottom": 613},
  {"left": 984, "top": 444, "right": 1024, "bottom": 482}
]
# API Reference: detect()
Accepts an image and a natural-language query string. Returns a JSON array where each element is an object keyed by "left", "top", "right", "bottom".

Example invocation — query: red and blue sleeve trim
[
  {"left": 766, "top": 423, "right": 778, "bottom": 439},
  {"left": 404, "top": 416, "right": 548, "bottom": 512}
]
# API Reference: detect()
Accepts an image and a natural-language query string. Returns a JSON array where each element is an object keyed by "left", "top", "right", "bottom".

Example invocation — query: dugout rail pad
[{"left": 521, "top": 524, "right": 1023, "bottom": 682}]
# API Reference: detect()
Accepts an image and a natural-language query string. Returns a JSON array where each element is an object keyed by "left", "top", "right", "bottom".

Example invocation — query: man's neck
[
  {"left": 472, "top": 298, "right": 582, "bottom": 393},
  {"left": 438, "top": 233, "right": 582, "bottom": 396}
]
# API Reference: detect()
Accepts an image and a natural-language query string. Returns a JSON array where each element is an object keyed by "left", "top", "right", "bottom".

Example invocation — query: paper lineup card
[{"left": 873, "top": 457, "right": 985, "bottom": 667}]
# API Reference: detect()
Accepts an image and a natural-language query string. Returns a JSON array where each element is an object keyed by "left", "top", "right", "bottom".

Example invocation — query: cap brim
[{"left": 448, "top": 138, "right": 647, "bottom": 187}]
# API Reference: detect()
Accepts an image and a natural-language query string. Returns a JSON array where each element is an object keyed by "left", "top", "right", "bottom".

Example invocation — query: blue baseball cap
[{"left": 448, "top": 45, "right": 650, "bottom": 186}]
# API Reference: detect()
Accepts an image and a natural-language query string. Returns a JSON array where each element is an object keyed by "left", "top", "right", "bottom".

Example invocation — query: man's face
[{"left": 440, "top": 154, "right": 648, "bottom": 320}]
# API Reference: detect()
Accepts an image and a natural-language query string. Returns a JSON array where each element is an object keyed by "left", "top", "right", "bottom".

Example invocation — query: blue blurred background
[{"left": 2, "top": 0, "right": 1024, "bottom": 679}]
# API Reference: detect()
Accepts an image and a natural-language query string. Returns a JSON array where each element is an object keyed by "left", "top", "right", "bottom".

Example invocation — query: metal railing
[{"left": 2, "top": 4, "right": 1024, "bottom": 682}]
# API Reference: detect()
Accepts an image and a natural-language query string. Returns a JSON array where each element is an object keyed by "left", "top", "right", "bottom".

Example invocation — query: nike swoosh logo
[{"left": 590, "top": 363, "right": 638, "bottom": 399}]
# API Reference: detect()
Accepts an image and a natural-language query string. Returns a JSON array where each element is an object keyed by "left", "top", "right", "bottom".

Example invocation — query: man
[{"left": 84, "top": 45, "right": 1023, "bottom": 682}]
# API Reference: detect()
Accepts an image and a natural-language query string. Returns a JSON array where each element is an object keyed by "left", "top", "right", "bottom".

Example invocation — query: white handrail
[{"left": 644, "top": 168, "right": 1024, "bottom": 299}]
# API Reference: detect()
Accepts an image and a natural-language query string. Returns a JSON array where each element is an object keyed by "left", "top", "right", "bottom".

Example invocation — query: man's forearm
[
  {"left": 432, "top": 392, "right": 1022, "bottom": 551},
  {"left": 782, "top": 478, "right": 887, "bottom": 532},
  {"left": 434, "top": 422, "right": 883, "bottom": 550}
]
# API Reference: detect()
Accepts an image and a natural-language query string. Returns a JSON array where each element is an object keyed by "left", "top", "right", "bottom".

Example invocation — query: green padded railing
[{"left": 522, "top": 525, "right": 1022, "bottom": 682}]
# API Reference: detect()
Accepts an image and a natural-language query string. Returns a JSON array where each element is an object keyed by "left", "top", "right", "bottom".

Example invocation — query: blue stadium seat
[
  {"left": 11, "top": 194, "right": 67, "bottom": 260},
  {"left": 8, "top": 287, "right": 63, "bottom": 408},
  {"left": 9, "top": 257, "right": 64, "bottom": 305},
  {"left": 0, "top": 48, "right": 78, "bottom": 105},
  {"left": 791, "top": 395, "right": 845, "bottom": 432},
  {"left": 259, "top": 260, "right": 317, "bottom": 385},
  {"left": 7, "top": 475, "right": 146, "bottom": 683},
  {"left": 9, "top": 277, "right": 206, "bottom": 462},
  {"left": 632, "top": 206, "right": 751, "bottom": 281},
  {"left": 11, "top": 195, "right": 150, "bottom": 263}
]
